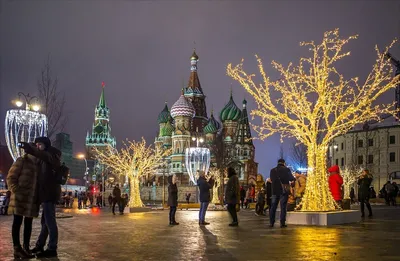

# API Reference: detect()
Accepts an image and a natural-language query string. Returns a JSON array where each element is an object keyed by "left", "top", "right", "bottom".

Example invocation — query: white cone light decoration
[
  {"left": 5, "top": 109, "right": 47, "bottom": 161},
  {"left": 185, "top": 147, "right": 211, "bottom": 184}
]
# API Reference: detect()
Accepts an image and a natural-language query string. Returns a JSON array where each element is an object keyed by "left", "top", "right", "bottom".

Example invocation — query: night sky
[{"left": 0, "top": 0, "right": 399, "bottom": 177}]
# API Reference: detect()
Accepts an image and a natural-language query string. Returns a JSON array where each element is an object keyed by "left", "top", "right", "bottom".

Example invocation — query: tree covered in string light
[
  {"left": 227, "top": 29, "right": 400, "bottom": 211},
  {"left": 94, "top": 138, "right": 170, "bottom": 207}
]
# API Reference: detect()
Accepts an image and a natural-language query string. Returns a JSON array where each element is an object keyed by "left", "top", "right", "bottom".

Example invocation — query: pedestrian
[
  {"left": 265, "top": 178, "right": 272, "bottom": 214},
  {"left": 185, "top": 192, "right": 191, "bottom": 204},
  {"left": 255, "top": 188, "right": 266, "bottom": 216},
  {"left": 269, "top": 159, "right": 295, "bottom": 228},
  {"left": 78, "top": 192, "right": 82, "bottom": 209},
  {"left": 168, "top": 174, "right": 179, "bottom": 225},
  {"left": 240, "top": 186, "right": 245, "bottom": 209},
  {"left": 328, "top": 165, "right": 344, "bottom": 207},
  {"left": 357, "top": 169, "right": 373, "bottom": 218},
  {"left": 350, "top": 187, "right": 356, "bottom": 204},
  {"left": 1, "top": 190, "right": 11, "bottom": 215},
  {"left": 6, "top": 150, "right": 40, "bottom": 259},
  {"left": 225, "top": 167, "right": 240, "bottom": 226},
  {"left": 294, "top": 170, "right": 307, "bottom": 206},
  {"left": 392, "top": 182, "right": 399, "bottom": 205},
  {"left": 197, "top": 171, "right": 214, "bottom": 225},
  {"left": 112, "top": 184, "right": 122, "bottom": 215},
  {"left": 22, "top": 137, "right": 62, "bottom": 258},
  {"left": 245, "top": 187, "right": 251, "bottom": 208},
  {"left": 119, "top": 193, "right": 126, "bottom": 214},
  {"left": 385, "top": 181, "right": 396, "bottom": 206}
]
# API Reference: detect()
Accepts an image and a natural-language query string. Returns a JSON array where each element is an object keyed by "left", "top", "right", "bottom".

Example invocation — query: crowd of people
[{"left": 166, "top": 158, "right": 400, "bottom": 229}]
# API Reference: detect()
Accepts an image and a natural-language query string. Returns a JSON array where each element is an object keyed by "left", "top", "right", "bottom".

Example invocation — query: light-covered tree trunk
[
  {"left": 129, "top": 174, "right": 143, "bottom": 207},
  {"left": 301, "top": 146, "right": 336, "bottom": 211}
]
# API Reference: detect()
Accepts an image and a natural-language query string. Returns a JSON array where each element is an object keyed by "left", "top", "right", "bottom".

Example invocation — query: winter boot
[{"left": 13, "top": 245, "right": 32, "bottom": 259}]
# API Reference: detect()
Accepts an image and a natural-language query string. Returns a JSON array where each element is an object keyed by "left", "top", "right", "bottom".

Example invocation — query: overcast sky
[{"left": 1, "top": 0, "right": 399, "bottom": 176}]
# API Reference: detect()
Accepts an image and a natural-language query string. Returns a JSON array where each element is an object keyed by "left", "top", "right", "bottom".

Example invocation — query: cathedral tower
[
  {"left": 85, "top": 83, "right": 116, "bottom": 159},
  {"left": 155, "top": 102, "right": 173, "bottom": 149},
  {"left": 170, "top": 91, "right": 195, "bottom": 177},
  {"left": 184, "top": 50, "right": 208, "bottom": 134},
  {"left": 220, "top": 92, "right": 241, "bottom": 143}
]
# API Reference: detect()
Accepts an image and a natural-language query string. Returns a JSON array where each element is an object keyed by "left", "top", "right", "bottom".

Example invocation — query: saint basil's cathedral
[{"left": 154, "top": 51, "right": 258, "bottom": 185}]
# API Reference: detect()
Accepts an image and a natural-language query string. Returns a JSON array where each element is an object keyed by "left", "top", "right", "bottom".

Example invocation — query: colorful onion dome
[
  {"left": 204, "top": 112, "right": 221, "bottom": 134},
  {"left": 160, "top": 121, "right": 174, "bottom": 137},
  {"left": 170, "top": 91, "right": 195, "bottom": 118},
  {"left": 157, "top": 103, "right": 171, "bottom": 124},
  {"left": 220, "top": 95, "right": 241, "bottom": 122}
]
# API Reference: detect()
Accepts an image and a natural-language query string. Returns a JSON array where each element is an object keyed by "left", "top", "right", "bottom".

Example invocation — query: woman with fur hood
[{"left": 7, "top": 151, "right": 40, "bottom": 259}]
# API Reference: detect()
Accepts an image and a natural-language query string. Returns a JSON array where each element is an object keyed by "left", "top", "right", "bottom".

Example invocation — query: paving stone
[{"left": 0, "top": 206, "right": 399, "bottom": 261}]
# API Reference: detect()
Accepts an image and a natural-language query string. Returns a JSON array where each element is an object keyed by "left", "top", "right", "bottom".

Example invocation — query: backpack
[{"left": 55, "top": 163, "right": 70, "bottom": 185}]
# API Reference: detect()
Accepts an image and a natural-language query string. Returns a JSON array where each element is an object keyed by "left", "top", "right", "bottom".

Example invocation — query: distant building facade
[{"left": 331, "top": 117, "right": 400, "bottom": 191}]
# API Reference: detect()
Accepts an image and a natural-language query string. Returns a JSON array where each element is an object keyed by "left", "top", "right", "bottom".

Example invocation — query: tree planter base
[
  {"left": 128, "top": 207, "right": 152, "bottom": 213},
  {"left": 277, "top": 210, "right": 360, "bottom": 226}
]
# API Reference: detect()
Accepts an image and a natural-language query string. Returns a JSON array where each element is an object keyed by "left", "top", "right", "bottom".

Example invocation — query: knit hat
[
  {"left": 34, "top": 136, "right": 51, "bottom": 149},
  {"left": 328, "top": 165, "right": 339, "bottom": 173}
]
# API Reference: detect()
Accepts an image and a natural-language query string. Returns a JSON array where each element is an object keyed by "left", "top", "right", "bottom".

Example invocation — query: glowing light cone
[{"left": 5, "top": 109, "right": 47, "bottom": 161}]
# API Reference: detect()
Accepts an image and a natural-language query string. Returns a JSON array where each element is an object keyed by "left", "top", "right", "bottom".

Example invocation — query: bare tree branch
[{"left": 37, "top": 55, "right": 68, "bottom": 140}]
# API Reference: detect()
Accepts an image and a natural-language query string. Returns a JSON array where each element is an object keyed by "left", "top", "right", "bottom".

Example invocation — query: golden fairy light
[
  {"left": 94, "top": 138, "right": 170, "bottom": 208},
  {"left": 341, "top": 166, "right": 362, "bottom": 199},
  {"left": 206, "top": 167, "right": 222, "bottom": 204},
  {"left": 227, "top": 29, "right": 400, "bottom": 211}
]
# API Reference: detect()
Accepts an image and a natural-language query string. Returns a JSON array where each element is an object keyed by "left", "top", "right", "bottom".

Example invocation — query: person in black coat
[
  {"left": 22, "top": 137, "right": 61, "bottom": 258},
  {"left": 197, "top": 171, "right": 214, "bottom": 225},
  {"left": 358, "top": 169, "right": 373, "bottom": 217},
  {"left": 265, "top": 178, "right": 272, "bottom": 214},
  {"left": 225, "top": 167, "right": 240, "bottom": 226},
  {"left": 269, "top": 159, "right": 295, "bottom": 228},
  {"left": 112, "top": 184, "right": 122, "bottom": 215},
  {"left": 167, "top": 174, "right": 179, "bottom": 225}
]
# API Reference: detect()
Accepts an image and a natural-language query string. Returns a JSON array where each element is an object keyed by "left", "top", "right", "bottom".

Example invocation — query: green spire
[{"left": 99, "top": 82, "right": 106, "bottom": 108}]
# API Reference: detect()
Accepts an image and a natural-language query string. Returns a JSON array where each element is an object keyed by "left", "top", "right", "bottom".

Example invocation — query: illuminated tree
[
  {"left": 341, "top": 166, "right": 362, "bottom": 199},
  {"left": 227, "top": 29, "right": 400, "bottom": 211},
  {"left": 94, "top": 138, "right": 170, "bottom": 207},
  {"left": 206, "top": 167, "right": 222, "bottom": 204}
]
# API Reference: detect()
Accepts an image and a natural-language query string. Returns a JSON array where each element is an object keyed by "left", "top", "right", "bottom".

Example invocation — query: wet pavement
[{"left": 0, "top": 205, "right": 400, "bottom": 261}]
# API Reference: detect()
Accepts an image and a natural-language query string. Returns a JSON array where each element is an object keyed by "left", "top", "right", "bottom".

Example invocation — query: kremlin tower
[{"left": 86, "top": 83, "right": 116, "bottom": 159}]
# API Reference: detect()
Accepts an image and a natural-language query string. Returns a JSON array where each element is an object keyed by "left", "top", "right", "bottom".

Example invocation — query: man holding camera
[{"left": 20, "top": 137, "right": 61, "bottom": 258}]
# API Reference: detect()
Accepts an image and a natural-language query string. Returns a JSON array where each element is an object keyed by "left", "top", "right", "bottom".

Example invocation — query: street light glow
[
  {"left": 15, "top": 100, "right": 23, "bottom": 107},
  {"left": 77, "top": 154, "right": 85, "bottom": 159},
  {"left": 32, "top": 104, "right": 40, "bottom": 111}
]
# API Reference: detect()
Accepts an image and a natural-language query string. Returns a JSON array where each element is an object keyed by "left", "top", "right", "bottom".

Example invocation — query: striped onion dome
[
  {"left": 170, "top": 92, "right": 195, "bottom": 118},
  {"left": 220, "top": 95, "right": 241, "bottom": 122}
]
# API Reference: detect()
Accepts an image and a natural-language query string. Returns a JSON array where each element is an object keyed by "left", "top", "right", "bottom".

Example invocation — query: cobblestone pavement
[{"left": 0, "top": 205, "right": 399, "bottom": 261}]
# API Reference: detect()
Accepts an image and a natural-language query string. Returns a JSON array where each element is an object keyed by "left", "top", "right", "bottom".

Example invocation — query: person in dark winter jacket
[
  {"left": 6, "top": 153, "right": 40, "bottom": 259},
  {"left": 197, "top": 171, "right": 214, "bottom": 225},
  {"left": 255, "top": 188, "right": 266, "bottom": 216},
  {"left": 225, "top": 167, "right": 240, "bottom": 226},
  {"left": 265, "top": 178, "right": 272, "bottom": 213},
  {"left": 167, "top": 174, "right": 179, "bottom": 225},
  {"left": 239, "top": 186, "right": 246, "bottom": 209},
  {"left": 357, "top": 169, "right": 373, "bottom": 217},
  {"left": 112, "top": 184, "right": 122, "bottom": 215},
  {"left": 269, "top": 159, "right": 295, "bottom": 228},
  {"left": 22, "top": 137, "right": 61, "bottom": 258}
]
